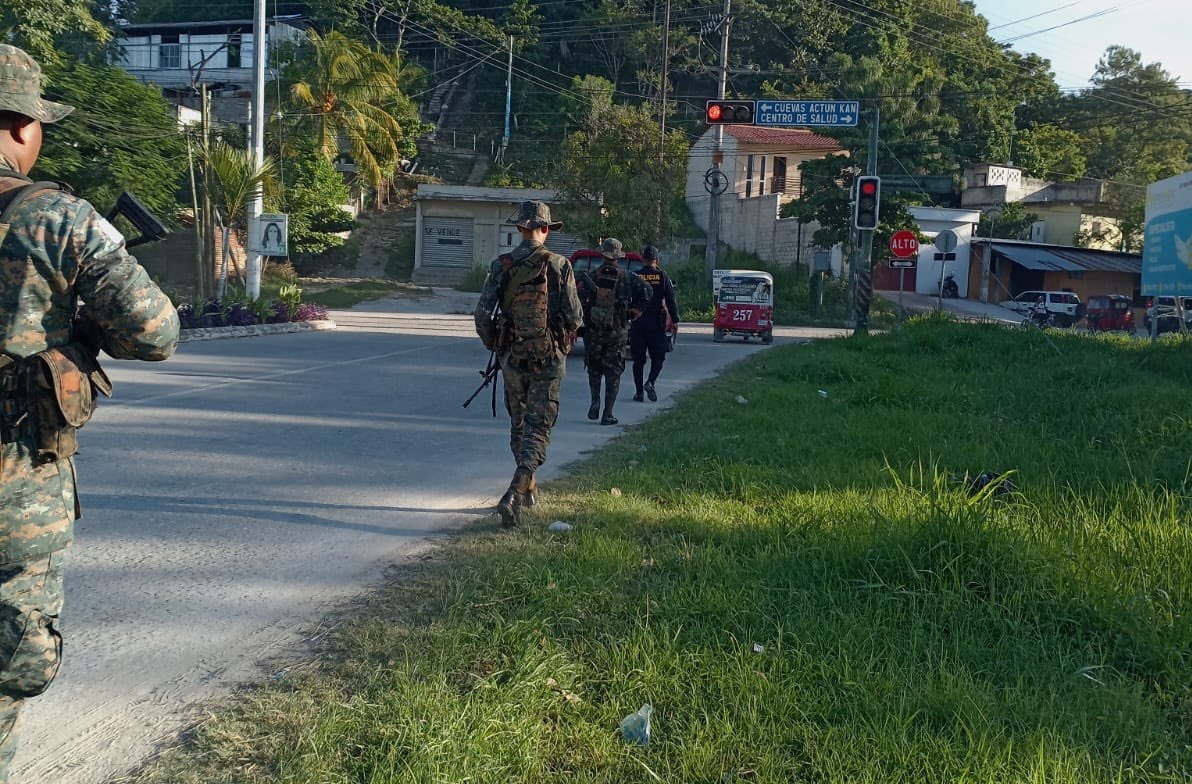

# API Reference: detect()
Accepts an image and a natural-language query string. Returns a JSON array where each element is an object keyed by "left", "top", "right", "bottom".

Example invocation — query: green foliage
[
  {"left": 457, "top": 263, "right": 489, "bottom": 293},
  {"left": 977, "top": 203, "right": 1041, "bottom": 241},
  {"left": 1013, "top": 124, "right": 1088, "bottom": 181},
  {"left": 556, "top": 101, "right": 690, "bottom": 248},
  {"left": 0, "top": 0, "right": 109, "bottom": 66},
  {"left": 286, "top": 30, "right": 431, "bottom": 192},
  {"left": 202, "top": 140, "right": 277, "bottom": 228},
  {"left": 385, "top": 229, "right": 416, "bottom": 280},
  {"left": 276, "top": 282, "right": 302, "bottom": 315},
  {"left": 35, "top": 60, "right": 186, "bottom": 221},
  {"left": 782, "top": 155, "right": 921, "bottom": 250},
  {"left": 269, "top": 143, "right": 356, "bottom": 256}
]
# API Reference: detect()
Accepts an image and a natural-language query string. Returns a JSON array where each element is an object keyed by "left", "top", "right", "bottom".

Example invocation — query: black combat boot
[
  {"left": 644, "top": 380, "right": 657, "bottom": 402},
  {"left": 497, "top": 467, "right": 534, "bottom": 528},
  {"left": 601, "top": 377, "right": 620, "bottom": 425},
  {"left": 587, "top": 376, "right": 601, "bottom": 420}
]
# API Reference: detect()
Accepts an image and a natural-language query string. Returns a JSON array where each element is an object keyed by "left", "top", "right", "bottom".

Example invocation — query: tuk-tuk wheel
[
  {"left": 713, "top": 328, "right": 725, "bottom": 342},
  {"left": 762, "top": 330, "right": 773, "bottom": 345}
]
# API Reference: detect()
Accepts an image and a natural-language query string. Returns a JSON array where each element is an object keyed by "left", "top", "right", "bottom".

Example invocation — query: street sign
[
  {"left": 755, "top": 100, "right": 860, "bottom": 127},
  {"left": 889, "top": 229, "right": 919, "bottom": 258},
  {"left": 933, "top": 229, "right": 958, "bottom": 253},
  {"left": 890, "top": 259, "right": 916, "bottom": 269}
]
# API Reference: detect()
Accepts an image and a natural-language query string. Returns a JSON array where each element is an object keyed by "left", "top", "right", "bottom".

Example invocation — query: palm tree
[
  {"left": 203, "top": 140, "right": 276, "bottom": 300},
  {"left": 288, "top": 30, "right": 411, "bottom": 194}
]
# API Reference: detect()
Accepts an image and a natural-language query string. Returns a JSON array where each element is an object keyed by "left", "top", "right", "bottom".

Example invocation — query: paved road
[{"left": 12, "top": 295, "right": 844, "bottom": 783}]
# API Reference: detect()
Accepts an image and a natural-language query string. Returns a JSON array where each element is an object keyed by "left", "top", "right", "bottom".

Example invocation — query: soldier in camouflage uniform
[
  {"left": 576, "top": 238, "right": 650, "bottom": 426},
  {"left": 0, "top": 45, "right": 180, "bottom": 777},
  {"left": 474, "top": 201, "right": 582, "bottom": 528}
]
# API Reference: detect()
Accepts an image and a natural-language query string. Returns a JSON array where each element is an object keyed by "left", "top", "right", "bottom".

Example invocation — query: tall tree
[
  {"left": 287, "top": 30, "right": 429, "bottom": 194},
  {"left": 36, "top": 60, "right": 186, "bottom": 220},
  {"left": 556, "top": 99, "right": 689, "bottom": 248}
]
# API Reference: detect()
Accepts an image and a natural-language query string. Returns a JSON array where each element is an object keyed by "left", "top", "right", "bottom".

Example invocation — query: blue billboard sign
[
  {"left": 1142, "top": 171, "right": 1192, "bottom": 296},
  {"left": 755, "top": 100, "right": 860, "bottom": 127}
]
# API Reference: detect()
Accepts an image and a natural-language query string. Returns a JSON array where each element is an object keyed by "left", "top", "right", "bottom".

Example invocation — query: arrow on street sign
[
  {"left": 754, "top": 100, "right": 860, "bottom": 127},
  {"left": 890, "top": 259, "right": 916, "bottom": 269}
]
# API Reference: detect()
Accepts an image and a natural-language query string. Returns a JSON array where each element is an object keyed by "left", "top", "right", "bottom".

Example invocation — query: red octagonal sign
[{"left": 890, "top": 229, "right": 919, "bottom": 258}]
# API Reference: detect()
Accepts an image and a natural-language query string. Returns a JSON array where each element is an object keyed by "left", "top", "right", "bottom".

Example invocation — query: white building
[
  {"left": 684, "top": 125, "right": 844, "bottom": 267},
  {"left": 908, "top": 207, "right": 982, "bottom": 297},
  {"left": 414, "top": 185, "right": 589, "bottom": 285},
  {"left": 113, "top": 17, "right": 308, "bottom": 124}
]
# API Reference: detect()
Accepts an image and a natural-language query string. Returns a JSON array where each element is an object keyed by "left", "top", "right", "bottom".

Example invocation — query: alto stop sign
[{"left": 890, "top": 229, "right": 919, "bottom": 258}]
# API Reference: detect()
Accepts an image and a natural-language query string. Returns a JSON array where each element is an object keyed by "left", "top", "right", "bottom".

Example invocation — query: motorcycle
[{"left": 940, "top": 272, "right": 959, "bottom": 299}]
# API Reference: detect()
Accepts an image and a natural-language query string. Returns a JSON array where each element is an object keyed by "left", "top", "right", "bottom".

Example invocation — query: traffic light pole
[
  {"left": 853, "top": 106, "right": 880, "bottom": 335},
  {"left": 704, "top": 0, "right": 731, "bottom": 282}
]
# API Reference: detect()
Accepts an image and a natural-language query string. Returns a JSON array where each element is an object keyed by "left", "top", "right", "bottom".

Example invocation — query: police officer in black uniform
[{"left": 630, "top": 245, "right": 678, "bottom": 402}]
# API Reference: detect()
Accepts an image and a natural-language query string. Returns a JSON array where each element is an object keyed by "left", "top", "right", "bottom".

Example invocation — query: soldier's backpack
[
  {"left": 502, "top": 248, "right": 559, "bottom": 370},
  {"left": 588, "top": 265, "right": 624, "bottom": 330}
]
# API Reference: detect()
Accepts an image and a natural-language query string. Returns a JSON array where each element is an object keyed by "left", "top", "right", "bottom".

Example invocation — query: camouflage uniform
[
  {"left": 576, "top": 238, "right": 650, "bottom": 425},
  {"left": 0, "top": 45, "right": 180, "bottom": 777},
  {"left": 474, "top": 201, "right": 581, "bottom": 527}
]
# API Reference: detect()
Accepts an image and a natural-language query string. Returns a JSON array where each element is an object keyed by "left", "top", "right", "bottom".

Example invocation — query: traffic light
[
  {"left": 853, "top": 175, "right": 881, "bottom": 230},
  {"left": 705, "top": 99, "right": 755, "bottom": 125}
]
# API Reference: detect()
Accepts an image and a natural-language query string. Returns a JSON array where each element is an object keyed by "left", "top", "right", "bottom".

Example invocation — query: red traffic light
[
  {"left": 705, "top": 99, "right": 756, "bottom": 125},
  {"left": 853, "top": 175, "right": 881, "bottom": 230}
]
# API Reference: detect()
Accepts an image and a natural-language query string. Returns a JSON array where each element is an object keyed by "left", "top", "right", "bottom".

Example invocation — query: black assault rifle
[{"left": 462, "top": 349, "right": 500, "bottom": 416}]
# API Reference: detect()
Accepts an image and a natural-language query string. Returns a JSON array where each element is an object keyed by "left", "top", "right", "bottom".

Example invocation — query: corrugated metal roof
[
  {"left": 723, "top": 126, "right": 843, "bottom": 150},
  {"left": 988, "top": 241, "right": 1140, "bottom": 274}
]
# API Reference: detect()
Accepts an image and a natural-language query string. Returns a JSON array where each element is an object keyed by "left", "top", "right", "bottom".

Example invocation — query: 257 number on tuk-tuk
[{"left": 731, "top": 308, "right": 755, "bottom": 322}]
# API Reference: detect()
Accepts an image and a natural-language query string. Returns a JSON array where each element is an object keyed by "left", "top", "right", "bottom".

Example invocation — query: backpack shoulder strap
[{"left": 0, "top": 180, "right": 64, "bottom": 226}]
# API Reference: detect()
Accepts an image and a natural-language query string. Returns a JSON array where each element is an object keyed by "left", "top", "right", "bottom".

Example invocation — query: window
[
  {"left": 227, "top": 34, "right": 241, "bottom": 68},
  {"left": 158, "top": 34, "right": 181, "bottom": 68},
  {"left": 744, "top": 155, "right": 754, "bottom": 198},
  {"left": 975, "top": 173, "right": 987, "bottom": 186},
  {"left": 758, "top": 156, "right": 767, "bottom": 196}
]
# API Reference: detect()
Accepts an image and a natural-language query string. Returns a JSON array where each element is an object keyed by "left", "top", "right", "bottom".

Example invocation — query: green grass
[
  {"left": 303, "top": 279, "right": 430, "bottom": 309},
  {"left": 132, "top": 315, "right": 1192, "bottom": 783}
]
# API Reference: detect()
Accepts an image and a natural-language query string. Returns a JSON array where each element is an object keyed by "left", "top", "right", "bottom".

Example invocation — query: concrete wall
[{"left": 710, "top": 192, "right": 821, "bottom": 268}]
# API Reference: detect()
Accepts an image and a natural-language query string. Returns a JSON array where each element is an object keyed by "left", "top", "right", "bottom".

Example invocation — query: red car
[{"left": 1085, "top": 294, "right": 1135, "bottom": 332}]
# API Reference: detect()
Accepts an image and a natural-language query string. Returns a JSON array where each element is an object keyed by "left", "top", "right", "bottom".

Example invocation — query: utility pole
[
  {"left": 200, "top": 84, "right": 214, "bottom": 299},
  {"left": 853, "top": 106, "right": 879, "bottom": 335},
  {"left": 501, "top": 35, "right": 513, "bottom": 162},
  {"left": 703, "top": 0, "right": 731, "bottom": 281},
  {"left": 246, "top": 0, "right": 266, "bottom": 300},
  {"left": 657, "top": 0, "right": 671, "bottom": 164}
]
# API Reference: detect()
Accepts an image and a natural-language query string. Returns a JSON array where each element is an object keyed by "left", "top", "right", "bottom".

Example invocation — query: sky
[{"left": 970, "top": 0, "right": 1192, "bottom": 89}]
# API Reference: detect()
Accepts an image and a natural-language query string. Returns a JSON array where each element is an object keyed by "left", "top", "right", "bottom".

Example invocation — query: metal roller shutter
[
  {"left": 422, "top": 217, "right": 474, "bottom": 268},
  {"left": 545, "top": 230, "right": 584, "bottom": 260}
]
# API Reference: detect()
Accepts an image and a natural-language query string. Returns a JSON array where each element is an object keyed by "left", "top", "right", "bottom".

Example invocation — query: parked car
[
  {"left": 1143, "top": 296, "right": 1192, "bottom": 334},
  {"left": 1084, "top": 294, "right": 1135, "bottom": 332},
  {"left": 1002, "top": 290, "right": 1083, "bottom": 326}
]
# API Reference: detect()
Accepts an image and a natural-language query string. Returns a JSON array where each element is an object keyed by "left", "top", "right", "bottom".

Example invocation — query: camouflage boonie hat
[
  {"left": 508, "top": 200, "right": 562, "bottom": 231},
  {"left": 600, "top": 237, "right": 625, "bottom": 259},
  {"left": 0, "top": 45, "right": 74, "bottom": 123}
]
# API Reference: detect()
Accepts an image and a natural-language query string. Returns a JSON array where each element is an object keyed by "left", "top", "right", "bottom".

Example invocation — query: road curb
[{"left": 178, "top": 319, "right": 338, "bottom": 343}]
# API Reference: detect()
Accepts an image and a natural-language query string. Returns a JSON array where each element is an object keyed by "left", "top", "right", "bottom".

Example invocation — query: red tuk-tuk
[
  {"left": 712, "top": 269, "right": 774, "bottom": 344},
  {"left": 1085, "top": 294, "right": 1135, "bottom": 332}
]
